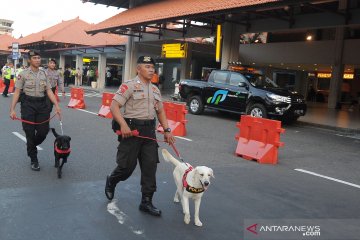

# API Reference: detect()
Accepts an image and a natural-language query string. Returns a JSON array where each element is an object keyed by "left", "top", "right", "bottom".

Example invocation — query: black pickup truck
[{"left": 179, "top": 70, "right": 307, "bottom": 123}]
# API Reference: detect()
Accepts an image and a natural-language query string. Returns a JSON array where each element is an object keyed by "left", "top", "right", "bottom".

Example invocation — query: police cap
[
  {"left": 137, "top": 56, "right": 155, "bottom": 65},
  {"left": 49, "top": 58, "right": 57, "bottom": 64},
  {"left": 28, "top": 50, "right": 41, "bottom": 58}
]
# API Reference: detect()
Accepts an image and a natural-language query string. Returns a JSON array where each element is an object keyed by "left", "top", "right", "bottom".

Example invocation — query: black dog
[{"left": 50, "top": 128, "right": 71, "bottom": 178}]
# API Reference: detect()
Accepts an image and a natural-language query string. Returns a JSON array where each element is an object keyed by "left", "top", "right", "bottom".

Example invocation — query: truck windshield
[{"left": 243, "top": 73, "right": 279, "bottom": 88}]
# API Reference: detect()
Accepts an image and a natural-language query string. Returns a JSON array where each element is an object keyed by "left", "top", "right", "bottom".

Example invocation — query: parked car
[{"left": 179, "top": 69, "right": 307, "bottom": 123}]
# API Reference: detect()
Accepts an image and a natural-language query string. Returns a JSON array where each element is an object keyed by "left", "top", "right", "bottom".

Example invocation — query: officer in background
[
  {"left": 105, "top": 56, "right": 175, "bottom": 217},
  {"left": 46, "top": 59, "right": 64, "bottom": 96},
  {"left": 10, "top": 51, "right": 61, "bottom": 171},
  {"left": 2, "top": 62, "right": 14, "bottom": 97}
]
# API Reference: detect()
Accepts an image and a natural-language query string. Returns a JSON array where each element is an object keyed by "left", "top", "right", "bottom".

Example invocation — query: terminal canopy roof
[
  {"left": 86, "top": 0, "right": 358, "bottom": 38},
  {"left": 17, "top": 17, "right": 127, "bottom": 51}
]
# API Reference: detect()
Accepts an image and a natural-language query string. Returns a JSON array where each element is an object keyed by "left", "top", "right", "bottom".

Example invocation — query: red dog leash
[
  {"left": 12, "top": 113, "right": 59, "bottom": 125},
  {"left": 116, "top": 130, "right": 183, "bottom": 161}
]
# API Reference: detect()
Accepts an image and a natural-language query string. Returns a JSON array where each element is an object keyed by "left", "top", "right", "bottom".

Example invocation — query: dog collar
[
  {"left": 55, "top": 145, "right": 71, "bottom": 154},
  {"left": 182, "top": 165, "right": 205, "bottom": 194}
]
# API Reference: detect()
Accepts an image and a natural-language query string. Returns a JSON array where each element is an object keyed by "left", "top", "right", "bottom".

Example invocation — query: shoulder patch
[
  {"left": 152, "top": 86, "right": 160, "bottom": 94},
  {"left": 119, "top": 84, "right": 129, "bottom": 95}
]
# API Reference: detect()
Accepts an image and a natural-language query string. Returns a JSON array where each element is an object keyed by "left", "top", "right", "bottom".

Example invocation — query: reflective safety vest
[{"left": 4, "top": 67, "right": 11, "bottom": 79}]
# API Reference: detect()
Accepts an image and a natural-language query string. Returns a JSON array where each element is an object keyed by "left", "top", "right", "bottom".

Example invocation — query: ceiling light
[
  {"left": 252, "top": 63, "right": 255, "bottom": 65},
  {"left": 298, "top": 65, "right": 301, "bottom": 68},
  {"left": 314, "top": 64, "right": 317, "bottom": 66},
  {"left": 281, "top": 63, "right": 284, "bottom": 66},
  {"left": 306, "top": 35, "right": 313, "bottom": 41}
]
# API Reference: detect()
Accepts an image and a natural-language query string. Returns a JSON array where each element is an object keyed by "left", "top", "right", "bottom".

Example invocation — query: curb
[{"left": 296, "top": 121, "right": 360, "bottom": 134}]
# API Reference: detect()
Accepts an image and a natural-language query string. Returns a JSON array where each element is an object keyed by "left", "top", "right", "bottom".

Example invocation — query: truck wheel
[
  {"left": 246, "top": 103, "right": 268, "bottom": 118},
  {"left": 188, "top": 96, "right": 204, "bottom": 115}
]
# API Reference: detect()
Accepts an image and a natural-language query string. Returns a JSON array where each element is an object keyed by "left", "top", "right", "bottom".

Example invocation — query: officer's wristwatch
[{"left": 164, "top": 128, "right": 171, "bottom": 133}]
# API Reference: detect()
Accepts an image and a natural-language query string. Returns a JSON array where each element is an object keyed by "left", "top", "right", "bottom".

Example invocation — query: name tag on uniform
[{"left": 134, "top": 90, "right": 144, "bottom": 93}]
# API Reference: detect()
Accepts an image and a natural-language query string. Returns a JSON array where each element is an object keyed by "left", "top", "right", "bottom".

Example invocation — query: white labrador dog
[{"left": 162, "top": 149, "right": 214, "bottom": 227}]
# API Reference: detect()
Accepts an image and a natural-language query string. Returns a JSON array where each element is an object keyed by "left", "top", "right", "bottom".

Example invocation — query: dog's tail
[
  {"left": 161, "top": 149, "right": 180, "bottom": 167},
  {"left": 50, "top": 128, "right": 59, "bottom": 138}
]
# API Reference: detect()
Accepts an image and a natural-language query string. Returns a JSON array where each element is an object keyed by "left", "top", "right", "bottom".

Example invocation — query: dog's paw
[
  {"left": 195, "top": 219, "right": 203, "bottom": 227},
  {"left": 184, "top": 214, "right": 190, "bottom": 224}
]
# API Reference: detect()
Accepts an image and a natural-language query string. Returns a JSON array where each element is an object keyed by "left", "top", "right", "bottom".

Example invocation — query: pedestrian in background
[
  {"left": 2, "top": 62, "right": 14, "bottom": 97},
  {"left": 46, "top": 59, "right": 64, "bottom": 96}
]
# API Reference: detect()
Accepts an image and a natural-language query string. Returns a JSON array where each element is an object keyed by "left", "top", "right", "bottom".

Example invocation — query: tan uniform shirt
[
  {"left": 113, "top": 76, "right": 163, "bottom": 120},
  {"left": 46, "top": 69, "right": 64, "bottom": 92},
  {"left": 15, "top": 68, "right": 51, "bottom": 97}
]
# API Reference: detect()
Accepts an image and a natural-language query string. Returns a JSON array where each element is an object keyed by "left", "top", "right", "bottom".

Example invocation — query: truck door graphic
[{"left": 207, "top": 90, "right": 229, "bottom": 105}]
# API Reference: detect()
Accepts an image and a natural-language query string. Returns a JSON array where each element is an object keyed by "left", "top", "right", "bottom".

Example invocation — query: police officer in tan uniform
[
  {"left": 105, "top": 56, "right": 175, "bottom": 217},
  {"left": 10, "top": 51, "right": 61, "bottom": 171},
  {"left": 46, "top": 59, "right": 64, "bottom": 95}
]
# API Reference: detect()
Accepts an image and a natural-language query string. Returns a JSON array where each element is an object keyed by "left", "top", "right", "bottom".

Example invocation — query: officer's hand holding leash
[
  {"left": 10, "top": 110, "right": 17, "bottom": 120},
  {"left": 157, "top": 107, "right": 176, "bottom": 145},
  {"left": 55, "top": 105, "right": 62, "bottom": 119},
  {"left": 120, "top": 123, "right": 133, "bottom": 138},
  {"left": 164, "top": 132, "right": 175, "bottom": 145},
  {"left": 47, "top": 88, "right": 62, "bottom": 119}
]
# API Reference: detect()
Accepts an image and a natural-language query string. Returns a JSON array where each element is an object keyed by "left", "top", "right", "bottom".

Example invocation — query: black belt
[
  {"left": 24, "top": 95, "right": 46, "bottom": 102},
  {"left": 125, "top": 118, "right": 155, "bottom": 126}
]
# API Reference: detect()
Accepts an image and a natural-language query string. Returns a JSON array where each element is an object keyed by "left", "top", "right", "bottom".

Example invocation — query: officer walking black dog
[
  {"left": 105, "top": 56, "right": 175, "bottom": 217},
  {"left": 10, "top": 51, "right": 62, "bottom": 171}
]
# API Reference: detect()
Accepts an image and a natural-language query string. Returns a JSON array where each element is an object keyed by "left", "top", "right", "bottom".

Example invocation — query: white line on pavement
[
  {"left": 76, "top": 109, "right": 98, "bottom": 115},
  {"left": 335, "top": 134, "right": 360, "bottom": 140},
  {"left": 107, "top": 200, "right": 144, "bottom": 236},
  {"left": 12, "top": 132, "right": 43, "bottom": 150},
  {"left": 295, "top": 169, "right": 360, "bottom": 189},
  {"left": 174, "top": 136, "right": 193, "bottom": 142}
]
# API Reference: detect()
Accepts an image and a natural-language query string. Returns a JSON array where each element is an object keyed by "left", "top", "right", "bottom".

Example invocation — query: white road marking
[
  {"left": 174, "top": 136, "right": 193, "bottom": 142},
  {"left": 76, "top": 109, "right": 98, "bottom": 115},
  {"left": 107, "top": 200, "right": 144, "bottom": 236},
  {"left": 295, "top": 169, "right": 360, "bottom": 189},
  {"left": 12, "top": 132, "right": 43, "bottom": 150},
  {"left": 335, "top": 134, "right": 360, "bottom": 140}
]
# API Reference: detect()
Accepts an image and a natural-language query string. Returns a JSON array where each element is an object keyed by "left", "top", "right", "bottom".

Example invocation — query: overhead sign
[
  {"left": 161, "top": 43, "right": 187, "bottom": 58},
  {"left": 317, "top": 72, "right": 354, "bottom": 79},
  {"left": 12, "top": 42, "right": 19, "bottom": 53},
  {"left": 317, "top": 73, "right": 331, "bottom": 78},
  {"left": 12, "top": 42, "right": 20, "bottom": 60},
  {"left": 12, "top": 52, "right": 20, "bottom": 60},
  {"left": 343, "top": 73, "right": 354, "bottom": 79}
]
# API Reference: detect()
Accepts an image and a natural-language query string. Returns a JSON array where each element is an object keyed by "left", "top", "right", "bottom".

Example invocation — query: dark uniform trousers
[
  {"left": 20, "top": 95, "right": 50, "bottom": 162},
  {"left": 109, "top": 119, "right": 159, "bottom": 194},
  {"left": 3, "top": 78, "right": 10, "bottom": 96}
]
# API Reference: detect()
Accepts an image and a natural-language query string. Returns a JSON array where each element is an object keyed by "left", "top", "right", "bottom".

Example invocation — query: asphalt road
[{"left": 0, "top": 88, "right": 360, "bottom": 240}]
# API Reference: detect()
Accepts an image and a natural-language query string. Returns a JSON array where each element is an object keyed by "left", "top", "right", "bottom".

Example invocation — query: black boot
[
  {"left": 105, "top": 175, "right": 115, "bottom": 200},
  {"left": 31, "top": 158, "right": 40, "bottom": 171},
  {"left": 139, "top": 193, "right": 161, "bottom": 216}
]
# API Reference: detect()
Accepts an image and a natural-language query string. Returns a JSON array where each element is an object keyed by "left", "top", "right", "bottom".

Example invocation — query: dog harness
[
  {"left": 55, "top": 144, "right": 71, "bottom": 154},
  {"left": 182, "top": 165, "right": 205, "bottom": 194}
]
